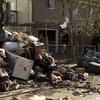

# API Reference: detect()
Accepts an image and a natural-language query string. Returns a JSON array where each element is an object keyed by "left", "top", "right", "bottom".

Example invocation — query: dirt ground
[
  {"left": 1, "top": 58, "right": 100, "bottom": 100},
  {"left": 0, "top": 75, "right": 100, "bottom": 100},
  {"left": 0, "top": 87, "right": 100, "bottom": 100}
]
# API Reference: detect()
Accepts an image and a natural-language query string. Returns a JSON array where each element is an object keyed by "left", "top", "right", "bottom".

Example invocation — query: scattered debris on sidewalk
[
  {"left": 29, "top": 95, "right": 73, "bottom": 100},
  {"left": 0, "top": 31, "right": 100, "bottom": 99}
]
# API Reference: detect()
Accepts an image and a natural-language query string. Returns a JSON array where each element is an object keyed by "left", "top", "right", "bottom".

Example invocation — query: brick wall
[{"left": 32, "top": 0, "right": 64, "bottom": 23}]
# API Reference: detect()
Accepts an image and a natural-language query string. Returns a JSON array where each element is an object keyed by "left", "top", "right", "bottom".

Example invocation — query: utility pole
[
  {"left": 45, "top": 20, "right": 49, "bottom": 52},
  {"left": 68, "top": 0, "right": 75, "bottom": 62}
]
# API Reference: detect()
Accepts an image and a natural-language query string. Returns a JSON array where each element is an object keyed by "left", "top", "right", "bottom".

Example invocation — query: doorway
[{"left": 38, "top": 29, "right": 58, "bottom": 53}]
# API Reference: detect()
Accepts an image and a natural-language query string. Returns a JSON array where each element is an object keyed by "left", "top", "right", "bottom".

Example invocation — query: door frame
[{"left": 37, "top": 28, "right": 58, "bottom": 53}]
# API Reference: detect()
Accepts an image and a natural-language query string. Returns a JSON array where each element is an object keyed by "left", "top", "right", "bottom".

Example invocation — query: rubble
[
  {"left": 61, "top": 96, "right": 73, "bottom": 100},
  {"left": 0, "top": 46, "right": 92, "bottom": 93},
  {"left": 0, "top": 31, "right": 100, "bottom": 100},
  {"left": 79, "top": 49, "right": 100, "bottom": 74},
  {"left": 72, "top": 89, "right": 93, "bottom": 97},
  {"left": 29, "top": 95, "right": 46, "bottom": 100},
  {"left": 12, "top": 54, "right": 33, "bottom": 80},
  {"left": 29, "top": 95, "right": 73, "bottom": 100},
  {"left": 73, "top": 89, "right": 84, "bottom": 96},
  {"left": 0, "top": 49, "right": 11, "bottom": 92}
]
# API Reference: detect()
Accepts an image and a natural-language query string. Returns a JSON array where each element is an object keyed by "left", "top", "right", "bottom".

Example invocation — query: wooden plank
[{"left": 0, "top": 88, "right": 41, "bottom": 98}]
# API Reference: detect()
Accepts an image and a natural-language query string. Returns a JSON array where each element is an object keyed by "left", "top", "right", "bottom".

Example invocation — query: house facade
[
  {"left": 4, "top": 0, "right": 32, "bottom": 24},
  {"left": 4, "top": 0, "right": 32, "bottom": 33},
  {"left": 32, "top": 0, "right": 66, "bottom": 52},
  {"left": 4, "top": 0, "right": 100, "bottom": 53}
]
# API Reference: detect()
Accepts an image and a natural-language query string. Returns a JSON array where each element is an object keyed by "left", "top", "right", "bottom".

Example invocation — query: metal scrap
[
  {"left": 0, "top": 31, "right": 100, "bottom": 98},
  {"left": 0, "top": 49, "right": 11, "bottom": 92}
]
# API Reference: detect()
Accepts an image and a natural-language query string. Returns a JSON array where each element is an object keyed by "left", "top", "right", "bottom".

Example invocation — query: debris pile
[
  {"left": 0, "top": 31, "right": 100, "bottom": 99},
  {"left": 79, "top": 49, "right": 100, "bottom": 74},
  {"left": 0, "top": 49, "right": 11, "bottom": 92}
]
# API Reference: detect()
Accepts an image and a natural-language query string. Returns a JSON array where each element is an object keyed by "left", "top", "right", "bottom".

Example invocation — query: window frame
[{"left": 47, "top": 0, "right": 55, "bottom": 9}]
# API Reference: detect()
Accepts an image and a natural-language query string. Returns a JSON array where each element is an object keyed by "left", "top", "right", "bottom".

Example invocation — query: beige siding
[
  {"left": 8, "top": 0, "right": 32, "bottom": 24},
  {"left": 17, "top": 0, "right": 32, "bottom": 24}
]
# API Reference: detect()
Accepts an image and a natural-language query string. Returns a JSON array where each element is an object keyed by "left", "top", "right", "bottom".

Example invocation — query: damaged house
[{"left": 4, "top": 0, "right": 70, "bottom": 54}]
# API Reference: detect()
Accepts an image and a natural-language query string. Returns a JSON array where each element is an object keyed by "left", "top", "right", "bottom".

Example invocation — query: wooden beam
[{"left": 0, "top": 88, "right": 41, "bottom": 98}]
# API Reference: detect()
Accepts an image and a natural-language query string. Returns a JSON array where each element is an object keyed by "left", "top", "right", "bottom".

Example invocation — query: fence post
[{"left": 98, "top": 44, "right": 100, "bottom": 52}]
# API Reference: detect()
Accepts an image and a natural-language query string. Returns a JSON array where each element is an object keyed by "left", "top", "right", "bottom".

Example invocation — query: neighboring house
[
  {"left": 4, "top": 0, "right": 65, "bottom": 53},
  {"left": 4, "top": 0, "right": 32, "bottom": 24},
  {"left": 4, "top": 0, "right": 100, "bottom": 53},
  {"left": 32, "top": 0, "right": 65, "bottom": 52},
  {"left": 4, "top": 0, "right": 32, "bottom": 34}
]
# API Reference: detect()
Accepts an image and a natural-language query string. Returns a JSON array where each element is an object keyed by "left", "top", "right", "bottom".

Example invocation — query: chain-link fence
[{"left": 48, "top": 44, "right": 99, "bottom": 62}]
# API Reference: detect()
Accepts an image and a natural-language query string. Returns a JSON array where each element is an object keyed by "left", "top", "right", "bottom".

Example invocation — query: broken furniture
[
  {"left": 80, "top": 49, "right": 100, "bottom": 74},
  {"left": 5, "top": 51, "right": 34, "bottom": 80}
]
